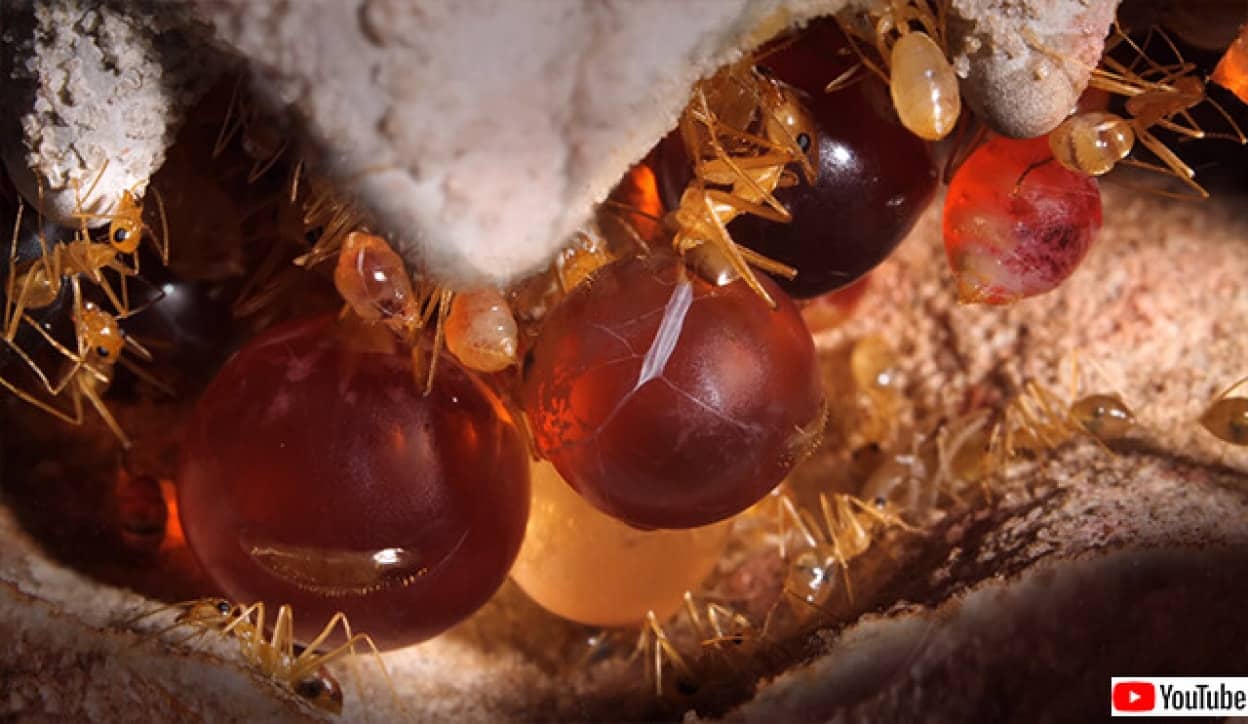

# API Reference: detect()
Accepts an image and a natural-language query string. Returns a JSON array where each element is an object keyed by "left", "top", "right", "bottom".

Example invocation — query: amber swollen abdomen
[{"left": 177, "top": 314, "right": 530, "bottom": 649}]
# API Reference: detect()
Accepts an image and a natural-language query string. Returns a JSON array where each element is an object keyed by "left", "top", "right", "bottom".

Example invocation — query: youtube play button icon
[{"left": 1113, "top": 681, "right": 1156, "bottom": 713}]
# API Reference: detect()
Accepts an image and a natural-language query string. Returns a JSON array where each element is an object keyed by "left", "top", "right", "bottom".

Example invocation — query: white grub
[
  {"left": 947, "top": 0, "right": 1119, "bottom": 138},
  {"left": 0, "top": 0, "right": 217, "bottom": 227}
]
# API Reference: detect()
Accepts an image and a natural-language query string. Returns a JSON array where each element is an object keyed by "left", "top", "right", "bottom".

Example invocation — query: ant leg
[
  {"left": 233, "top": 238, "right": 296, "bottom": 318},
  {"left": 247, "top": 138, "right": 289, "bottom": 184},
  {"left": 824, "top": 494, "right": 864, "bottom": 555},
  {"left": 699, "top": 125, "right": 793, "bottom": 220},
  {"left": 420, "top": 288, "right": 452, "bottom": 395},
  {"left": 691, "top": 191, "right": 777, "bottom": 308},
  {"left": 78, "top": 158, "right": 111, "bottom": 211},
  {"left": 835, "top": 16, "right": 890, "bottom": 85},
  {"left": 597, "top": 205, "right": 657, "bottom": 257},
  {"left": 119, "top": 355, "right": 174, "bottom": 397},
  {"left": 213, "top": 78, "right": 246, "bottom": 159},
  {"left": 3, "top": 200, "right": 24, "bottom": 336},
  {"left": 776, "top": 490, "right": 822, "bottom": 553},
  {"left": 0, "top": 367, "right": 82, "bottom": 428},
  {"left": 13, "top": 273, "right": 93, "bottom": 397},
  {"left": 220, "top": 602, "right": 266, "bottom": 662},
  {"left": 148, "top": 186, "right": 171, "bottom": 265},
  {"left": 271, "top": 604, "right": 296, "bottom": 660},
  {"left": 706, "top": 602, "right": 755, "bottom": 651},
  {"left": 80, "top": 379, "right": 131, "bottom": 447},
  {"left": 5, "top": 267, "right": 39, "bottom": 343},
  {"left": 74, "top": 258, "right": 133, "bottom": 319},
  {"left": 1201, "top": 96, "right": 1248, "bottom": 144},
  {"left": 701, "top": 187, "right": 791, "bottom": 224},
  {"left": 1131, "top": 130, "right": 1209, "bottom": 199},
  {"left": 698, "top": 190, "right": 793, "bottom": 275},
  {"left": 1150, "top": 116, "right": 1205, "bottom": 140},
  {"left": 681, "top": 591, "right": 710, "bottom": 644},
  {"left": 696, "top": 151, "right": 803, "bottom": 189},
  {"left": 819, "top": 494, "right": 863, "bottom": 601},
  {"left": 1209, "top": 375, "right": 1248, "bottom": 405},
  {"left": 848, "top": 492, "right": 918, "bottom": 533},
  {"left": 638, "top": 610, "right": 694, "bottom": 697},
  {"left": 686, "top": 90, "right": 793, "bottom": 206},
  {"left": 824, "top": 63, "right": 863, "bottom": 94}
]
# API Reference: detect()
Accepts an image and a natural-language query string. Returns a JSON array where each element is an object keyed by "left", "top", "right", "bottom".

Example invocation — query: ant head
[
  {"left": 175, "top": 597, "right": 234, "bottom": 625},
  {"left": 107, "top": 191, "right": 143, "bottom": 253},
  {"left": 764, "top": 84, "right": 820, "bottom": 177},
  {"left": 78, "top": 302, "right": 124, "bottom": 364},
  {"left": 293, "top": 668, "right": 344, "bottom": 714}
]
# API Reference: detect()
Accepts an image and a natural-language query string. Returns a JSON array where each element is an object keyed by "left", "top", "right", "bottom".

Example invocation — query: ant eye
[
  {"left": 216, "top": 601, "right": 230, "bottom": 614},
  {"left": 113, "top": 228, "right": 129, "bottom": 243},
  {"left": 294, "top": 678, "right": 324, "bottom": 700},
  {"left": 797, "top": 133, "right": 811, "bottom": 152},
  {"left": 96, "top": 346, "right": 110, "bottom": 358}
]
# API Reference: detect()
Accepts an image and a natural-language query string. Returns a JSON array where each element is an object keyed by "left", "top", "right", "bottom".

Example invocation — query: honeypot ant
[
  {"left": 0, "top": 268, "right": 164, "bottom": 447},
  {"left": 129, "top": 598, "right": 402, "bottom": 717},
  {"left": 986, "top": 355, "right": 1138, "bottom": 476},
  {"left": 1042, "top": 25, "right": 1247, "bottom": 198},
  {"left": 631, "top": 592, "right": 762, "bottom": 698},
  {"left": 633, "top": 609, "right": 699, "bottom": 697},
  {"left": 68, "top": 160, "right": 171, "bottom": 272},
  {"left": 830, "top": 0, "right": 960, "bottom": 141},
  {"left": 333, "top": 230, "right": 453, "bottom": 391},
  {"left": 996, "top": 380, "right": 1136, "bottom": 461},
  {"left": 850, "top": 334, "right": 905, "bottom": 444},
  {"left": 665, "top": 55, "right": 818, "bottom": 307},
  {"left": 775, "top": 490, "right": 915, "bottom": 602},
  {"left": 680, "top": 591, "right": 767, "bottom": 668},
  {"left": 4, "top": 172, "right": 165, "bottom": 339},
  {"left": 854, "top": 411, "right": 992, "bottom": 518}
]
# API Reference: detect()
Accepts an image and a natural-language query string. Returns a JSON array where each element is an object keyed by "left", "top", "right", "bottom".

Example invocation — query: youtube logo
[{"left": 1113, "top": 681, "right": 1156, "bottom": 713}]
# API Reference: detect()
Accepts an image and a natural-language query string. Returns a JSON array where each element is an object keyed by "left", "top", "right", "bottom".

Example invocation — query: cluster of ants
[
  {"left": 0, "top": 169, "right": 171, "bottom": 447},
  {"left": 630, "top": 335, "right": 1248, "bottom": 698},
  {"left": 582, "top": 2, "right": 1248, "bottom": 700},
  {"left": 835, "top": 1, "right": 1246, "bottom": 197},
  {"left": 3, "top": 1, "right": 1248, "bottom": 718}
]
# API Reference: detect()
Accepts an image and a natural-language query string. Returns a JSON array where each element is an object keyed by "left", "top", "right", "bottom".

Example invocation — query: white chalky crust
[
  {"left": 0, "top": 0, "right": 216, "bottom": 228},
  {"left": 188, "top": 0, "right": 848, "bottom": 290}
]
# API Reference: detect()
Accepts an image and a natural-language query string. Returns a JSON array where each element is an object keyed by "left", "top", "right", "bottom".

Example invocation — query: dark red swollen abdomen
[
  {"left": 657, "top": 18, "right": 938, "bottom": 299},
  {"left": 177, "top": 314, "right": 530, "bottom": 649},
  {"left": 523, "top": 254, "right": 823, "bottom": 530}
]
